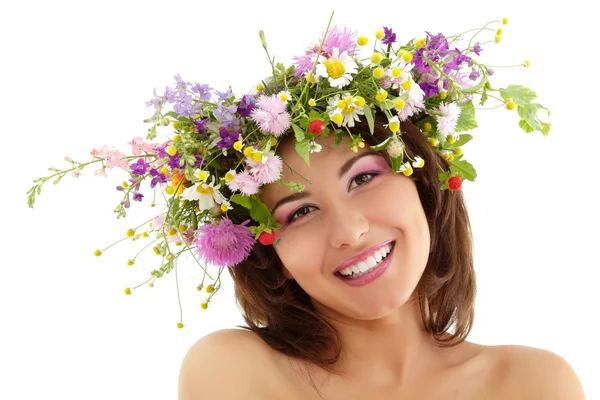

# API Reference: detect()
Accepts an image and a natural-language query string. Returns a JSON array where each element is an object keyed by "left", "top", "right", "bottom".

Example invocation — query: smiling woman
[{"left": 179, "top": 118, "right": 586, "bottom": 399}]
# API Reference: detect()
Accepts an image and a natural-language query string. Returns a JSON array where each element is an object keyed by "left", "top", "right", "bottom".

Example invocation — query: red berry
[
  {"left": 448, "top": 176, "right": 462, "bottom": 191},
  {"left": 308, "top": 120, "right": 325, "bottom": 135},
  {"left": 258, "top": 231, "right": 276, "bottom": 246}
]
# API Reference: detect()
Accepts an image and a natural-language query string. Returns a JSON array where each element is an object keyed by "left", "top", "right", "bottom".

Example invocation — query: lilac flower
[
  {"left": 173, "top": 90, "right": 194, "bottom": 117},
  {"left": 149, "top": 168, "right": 167, "bottom": 189},
  {"left": 382, "top": 27, "right": 396, "bottom": 45},
  {"left": 250, "top": 95, "right": 291, "bottom": 137},
  {"left": 193, "top": 217, "right": 256, "bottom": 268},
  {"left": 214, "top": 103, "right": 239, "bottom": 131},
  {"left": 472, "top": 42, "right": 482, "bottom": 56},
  {"left": 145, "top": 88, "right": 164, "bottom": 110},
  {"left": 121, "top": 198, "right": 131, "bottom": 209},
  {"left": 191, "top": 83, "right": 213, "bottom": 100},
  {"left": 469, "top": 70, "right": 481, "bottom": 81},
  {"left": 163, "top": 87, "right": 177, "bottom": 104},
  {"left": 217, "top": 128, "right": 240, "bottom": 150},
  {"left": 237, "top": 95, "right": 255, "bottom": 118},
  {"left": 174, "top": 74, "right": 190, "bottom": 90},
  {"left": 133, "top": 192, "right": 144, "bottom": 202},
  {"left": 215, "top": 88, "right": 234, "bottom": 102},
  {"left": 244, "top": 151, "right": 283, "bottom": 185},
  {"left": 130, "top": 158, "right": 150, "bottom": 176}
]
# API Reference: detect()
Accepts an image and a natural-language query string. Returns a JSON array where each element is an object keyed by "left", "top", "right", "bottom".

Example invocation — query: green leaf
[
  {"left": 391, "top": 156, "right": 403, "bottom": 173},
  {"left": 541, "top": 122, "right": 551, "bottom": 136},
  {"left": 455, "top": 101, "right": 478, "bottom": 132},
  {"left": 460, "top": 77, "right": 488, "bottom": 94},
  {"left": 291, "top": 123, "right": 305, "bottom": 142},
  {"left": 363, "top": 105, "right": 375, "bottom": 134},
  {"left": 518, "top": 119, "right": 535, "bottom": 133},
  {"left": 249, "top": 196, "right": 274, "bottom": 225},
  {"left": 517, "top": 104, "right": 542, "bottom": 131},
  {"left": 479, "top": 90, "right": 488, "bottom": 106},
  {"left": 295, "top": 139, "right": 310, "bottom": 166},
  {"left": 452, "top": 134, "right": 473, "bottom": 148},
  {"left": 334, "top": 129, "right": 344, "bottom": 149},
  {"left": 499, "top": 85, "right": 537, "bottom": 105},
  {"left": 230, "top": 194, "right": 252, "bottom": 209},
  {"left": 53, "top": 175, "right": 63, "bottom": 185},
  {"left": 370, "top": 136, "right": 393, "bottom": 151},
  {"left": 449, "top": 159, "right": 477, "bottom": 182}
]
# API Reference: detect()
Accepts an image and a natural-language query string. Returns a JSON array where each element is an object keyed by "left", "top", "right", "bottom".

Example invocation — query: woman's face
[{"left": 259, "top": 133, "right": 431, "bottom": 321}]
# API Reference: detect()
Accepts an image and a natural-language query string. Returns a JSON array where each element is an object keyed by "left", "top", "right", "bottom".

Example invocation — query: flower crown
[{"left": 27, "top": 13, "right": 549, "bottom": 328}]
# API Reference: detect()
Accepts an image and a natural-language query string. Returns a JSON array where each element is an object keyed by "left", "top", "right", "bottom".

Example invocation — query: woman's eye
[
  {"left": 348, "top": 172, "right": 377, "bottom": 191},
  {"left": 286, "top": 205, "right": 316, "bottom": 224}
]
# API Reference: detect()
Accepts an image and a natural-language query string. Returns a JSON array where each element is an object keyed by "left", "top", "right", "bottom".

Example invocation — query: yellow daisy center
[
  {"left": 324, "top": 59, "right": 345, "bottom": 79},
  {"left": 196, "top": 186, "right": 214, "bottom": 194},
  {"left": 342, "top": 105, "right": 354, "bottom": 114}
]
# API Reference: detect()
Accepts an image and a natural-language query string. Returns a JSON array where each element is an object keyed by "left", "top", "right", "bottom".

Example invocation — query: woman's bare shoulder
[
  {"left": 487, "top": 344, "right": 585, "bottom": 399},
  {"left": 178, "top": 329, "right": 280, "bottom": 399}
]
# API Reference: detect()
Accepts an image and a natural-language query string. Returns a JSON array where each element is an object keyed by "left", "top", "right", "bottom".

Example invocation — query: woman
[{"left": 178, "top": 118, "right": 584, "bottom": 399}]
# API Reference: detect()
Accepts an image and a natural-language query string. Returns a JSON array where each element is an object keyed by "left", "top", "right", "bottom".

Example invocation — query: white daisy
[
  {"left": 277, "top": 90, "right": 292, "bottom": 104},
  {"left": 315, "top": 48, "right": 358, "bottom": 89},
  {"left": 180, "top": 175, "right": 226, "bottom": 211},
  {"left": 327, "top": 94, "right": 364, "bottom": 127},
  {"left": 308, "top": 140, "right": 322, "bottom": 154}
]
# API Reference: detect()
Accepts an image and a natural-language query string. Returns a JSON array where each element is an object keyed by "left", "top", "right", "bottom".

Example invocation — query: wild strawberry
[
  {"left": 448, "top": 176, "right": 462, "bottom": 191},
  {"left": 309, "top": 120, "right": 325, "bottom": 135},
  {"left": 258, "top": 230, "right": 276, "bottom": 246}
]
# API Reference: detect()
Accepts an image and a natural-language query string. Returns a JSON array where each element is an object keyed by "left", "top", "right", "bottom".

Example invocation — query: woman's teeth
[{"left": 338, "top": 242, "right": 393, "bottom": 279}]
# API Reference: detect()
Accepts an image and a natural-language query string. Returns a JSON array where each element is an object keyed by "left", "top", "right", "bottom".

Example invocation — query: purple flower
[
  {"left": 217, "top": 128, "right": 240, "bottom": 150},
  {"left": 193, "top": 217, "right": 256, "bottom": 268},
  {"left": 191, "top": 83, "right": 212, "bottom": 100},
  {"left": 419, "top": 81, "right": 439, "bottom": 98},
  {"left": 382, "top": 27, "right": 396, "bottom": 45},
  {"left": 174, "top": 74, "right": 190, "bottom": 90},
  {"left": 443, "top": 48, "right": 471, "bottom": 73},
  {"left": 130, "top": 158, "right": 150, "bottom": 176},
  {"left": 215, "top": 88, "right": 234, "bottom": 102},
  {"left": 133, "top": 192, "right": 144, "bottom": 202},
  {"left": 193, "top": 118, "right": 208, "bottom": 135},
  {"left": 413, "top": 32, "right": 450, "bottom": 74},
  {"left": 128, "top": 177, "right": 142, "bottom": 191},
  {"left": 469, "top": 70, "right": 481, "bottom": 81},
  {"left": 214, "top": 103, "right": 239, "bottom": 131},
  {"left": 173, "top": 89, "right": 194, "bottom": 117},
  {"left": 472, "top": 41, "right": 482, "bottom": 56},
  {"left": 145, "top": 88, "right": 164, "bottom": 110},
  {"left": 149, "top": 168, "right": 167, "bottom": 189},
  {"left": 237, "top": 95, "right": 255, "bottom": 118}
]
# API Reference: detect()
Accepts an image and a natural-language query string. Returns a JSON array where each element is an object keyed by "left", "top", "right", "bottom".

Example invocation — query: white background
[{"left": 2, "top": 0, "right": 598, "bottom": 398}]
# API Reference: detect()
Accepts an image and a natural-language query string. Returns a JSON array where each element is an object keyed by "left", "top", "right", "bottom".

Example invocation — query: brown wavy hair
[{"left": 227, "top": 116, "right": 476, "bottom": 383}]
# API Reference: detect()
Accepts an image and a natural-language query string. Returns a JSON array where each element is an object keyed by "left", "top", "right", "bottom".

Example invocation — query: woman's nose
[{"left": 327, "top": 202, "right": 370, "bottom": 249}]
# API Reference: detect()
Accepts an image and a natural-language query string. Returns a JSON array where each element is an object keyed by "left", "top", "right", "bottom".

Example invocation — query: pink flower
[
  {"left": 72, "top": 170, "right": 82, "bottom": 178},
  {"left": 250, "top": 95, "right": 291, "bottom": 137},
  {"left": 244, "top": 151, "right": 282, "bottom": 185},
  {"left": 323, "top": 25, "right": 358, "bottom": 59},
  {"left": 90, "top": 145, "right": 112, "bottom": 158},
  {"left": 225, "top": 170, "right": 260, "bottom": 196},
  {"left": 94, "top": 167, "right": 107, "bottom": 178},
  {"left": 193, "top": 217, "right": 255, "bottom": 268},
  {"left": 106, "top": 149, "right": 130, "bottom": 170},
  {"left": 129, "top": 137, "right": 158, "bottom": 156}
]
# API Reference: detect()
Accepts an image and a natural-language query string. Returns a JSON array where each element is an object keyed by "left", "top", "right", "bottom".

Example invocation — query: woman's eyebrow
[{"left": 270, "top": 151, "right": 382, "bottom": 215}]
